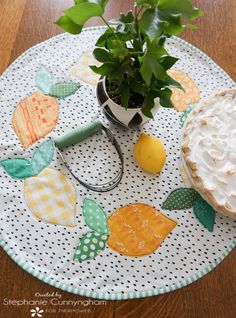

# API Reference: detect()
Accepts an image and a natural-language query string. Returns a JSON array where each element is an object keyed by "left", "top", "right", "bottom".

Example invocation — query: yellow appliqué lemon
[
  {"left": 24, "top": 168, "right": 76, "bottom": 227},
  {"left": 134, "top": 133, "right": 166, "bottom": 174},
  {"left": 107, "top": 203, "right": 177, "bottom": 257}
]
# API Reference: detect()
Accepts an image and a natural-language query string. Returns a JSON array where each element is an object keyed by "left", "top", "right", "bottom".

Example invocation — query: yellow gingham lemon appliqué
[{"left": 24, "top": 168, "right": 77, "bottom": 227}]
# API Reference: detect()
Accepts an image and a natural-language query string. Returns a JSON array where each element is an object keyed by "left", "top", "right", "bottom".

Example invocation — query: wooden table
[{"left": 0, "top": 1, "right": 235, "bottom": 317}]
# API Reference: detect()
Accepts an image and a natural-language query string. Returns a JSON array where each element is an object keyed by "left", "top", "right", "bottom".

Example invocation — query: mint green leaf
[
  {"left": 64, "top": 3, "right": 103, "bottom": 26},
  {"left": 162, "top": 188, "right": 199, "bottom": 210},
  {"left": 74, "top": 231, "right": 109, "bottom": 261},
  {"left": 157, "top": 0, "right": 203, "bottom": 19},
  {"left": 35, "top": 66, "right": 54, "bottom": 95},
  {"left": 56, "top": 16, "right": 82, "bottom": 34},
  {"left": 180, "top": 104, "right": 196, "bottom": 127},
  {"left": 1, "top": 158, "right": 33, "bottom": 179},
  {"left": 83, "top": 199, "right": 109, "bottom": 234},
  {"left": 193, "top": 196, "right": 216, "bottom": 232},
  {"left": 31, "top": 140, "right": 54, "bottom": 175},
  {"left": 49, "top": 82, "right": 80, "bottom": 99}
]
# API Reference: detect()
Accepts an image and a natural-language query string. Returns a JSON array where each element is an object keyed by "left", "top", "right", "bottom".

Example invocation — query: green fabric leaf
[
  {"left": 56, "top": 16, "right": 82, "bottom": 34},
  {"left": 35, "top": 65, "right": 54, "bottom": 95},
  {"left": 64, "top": 3, "right": 103, "bottom": 26},
  {"left": 83, "top": 199, "right": 109, "bottom": 234},
  {"left": 157, "top": 0, "right": 203, "bottom": 19},
  {"left": 1, "top": 158, "right": 33, "bottom": 179},
  {"left": 49, "top": 82, "right": 80, "bottom": 99},
  {"left": 31, "top": 140, "right": 54, "bottom": 175},
  {"left": 162, "top": 188, "right": 199, "bottom": 210},
  {"left": 74, "top": 231, "right": 109, "bottom": 261},
  {"left": 180, "top": 104, "right": 196, "bottom": 127},
  {"left": 193, "top": 196, "right": 216, "bottom": 232}
]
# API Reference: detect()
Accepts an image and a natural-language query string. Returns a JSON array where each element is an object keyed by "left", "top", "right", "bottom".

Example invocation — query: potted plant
[{"left": 56, "top": 0, "right": 202, "bottom": 128}]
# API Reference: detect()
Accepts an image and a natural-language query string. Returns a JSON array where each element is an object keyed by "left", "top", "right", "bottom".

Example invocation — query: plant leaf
[
  {"left": 31, "top": 140, "right": 54, "bottom": 175},
  {"left": 93, "top": 48, "right": 111, "bottom": 63},
  {"left": 166, "top": 75, "right": 184, "bottom": 91},
  {"left": 90, "top": 63, "right": 114, "bottom": 76},
  {"left": 140, "top": 40, "right": 167, "bottom": 86},
  {"left": 55, "top": 16, "right": 82, "bottom": 34},
  {"left": 160, "top": 56, "right": 178, "bottom": 70},
  {"left": 157, "top": 0, "right": 203, "bottom": 19},
  {"left": 139, "top": 8, "right": 163, "bottom": 40},
  {"left": 111, "top": 47, "right": 129, "bottom": 61},
  {"left": 193, "top": 196, "right": 216, "bottom": 232},
  {"left": 158, "top": 87, "right": 174, "bottom": 108},
  {"left": 142, "top": 93, "right": 155, "bottom": 118},
  {"left": 95, "top": 29, "right": 114, "bottom": 47},
  {"left": 64, "top": 3, "right": 103, "bottom": 26},
  {"left": 74, "top": 0, "right": 108, "bottom": 9},
  {"left": 49, "top": 82, "right": 80, "bottom": 99},
  {"left": 35, "top": 66, "right": 54, "bottom": 95},
  {"left": 83, "top": 199, "right": 109, "bottom": 234},
  {"left": 120, "top": 83, "right": 130, "bottom": 109},
  {"left": 162, "top": 188, "right": 199, "bottom": 210},
  {"left": 137, "top": 0, "right": 158, "bottom": 6},
  {"left": 74, "top": 231, "right": 109, "bottom": 261},
  {"left": 1, "top": 158, "right": 33, "bottom": 179}
]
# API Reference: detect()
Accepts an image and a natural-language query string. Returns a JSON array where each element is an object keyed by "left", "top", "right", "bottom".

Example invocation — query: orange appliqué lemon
[{"left": 107, "top": 203, "right": 177, "bottom": 257}]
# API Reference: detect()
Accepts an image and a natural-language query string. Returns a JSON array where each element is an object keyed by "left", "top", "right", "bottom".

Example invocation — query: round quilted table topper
[{"left": 0, "top": 26, "right": 235, "bottom": 300}]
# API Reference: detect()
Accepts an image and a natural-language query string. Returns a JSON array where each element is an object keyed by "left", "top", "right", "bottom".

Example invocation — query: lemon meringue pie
[{"left": 181, "top": 90, "right": 236, "bottom": 219}]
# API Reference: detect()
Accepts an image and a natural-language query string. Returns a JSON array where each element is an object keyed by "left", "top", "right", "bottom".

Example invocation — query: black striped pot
[{"left": 96, "top": 77, "right": 160, "bottom": 129}]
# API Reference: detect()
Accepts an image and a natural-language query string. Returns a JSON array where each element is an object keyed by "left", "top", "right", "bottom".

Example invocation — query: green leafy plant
[{"left": 56, "top": 0, "right": 203, "bottom": 118}]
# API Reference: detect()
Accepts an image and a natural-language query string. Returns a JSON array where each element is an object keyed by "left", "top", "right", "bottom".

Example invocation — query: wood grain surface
[{"left": 0, "top": 1, "right": 235, "bottom": 317}]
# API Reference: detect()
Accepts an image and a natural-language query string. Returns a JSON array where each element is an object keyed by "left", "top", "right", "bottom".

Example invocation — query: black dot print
[{"left": 0, "top": 27, "right": 235, "bottom": 297}]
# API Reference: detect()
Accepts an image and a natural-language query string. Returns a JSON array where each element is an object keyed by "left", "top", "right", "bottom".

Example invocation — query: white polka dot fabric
[{"left": 0, "top": 27, "right": 235, "bottom": 299}]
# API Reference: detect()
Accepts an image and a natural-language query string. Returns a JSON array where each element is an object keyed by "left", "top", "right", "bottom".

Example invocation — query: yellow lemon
[{"left": 134, "top": 133, "right": 166, "bottom": 174}]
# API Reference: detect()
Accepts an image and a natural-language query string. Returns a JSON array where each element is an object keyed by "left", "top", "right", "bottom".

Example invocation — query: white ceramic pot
[{"left": 96, "top": 77, "right": 160, "bottom": 129}]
